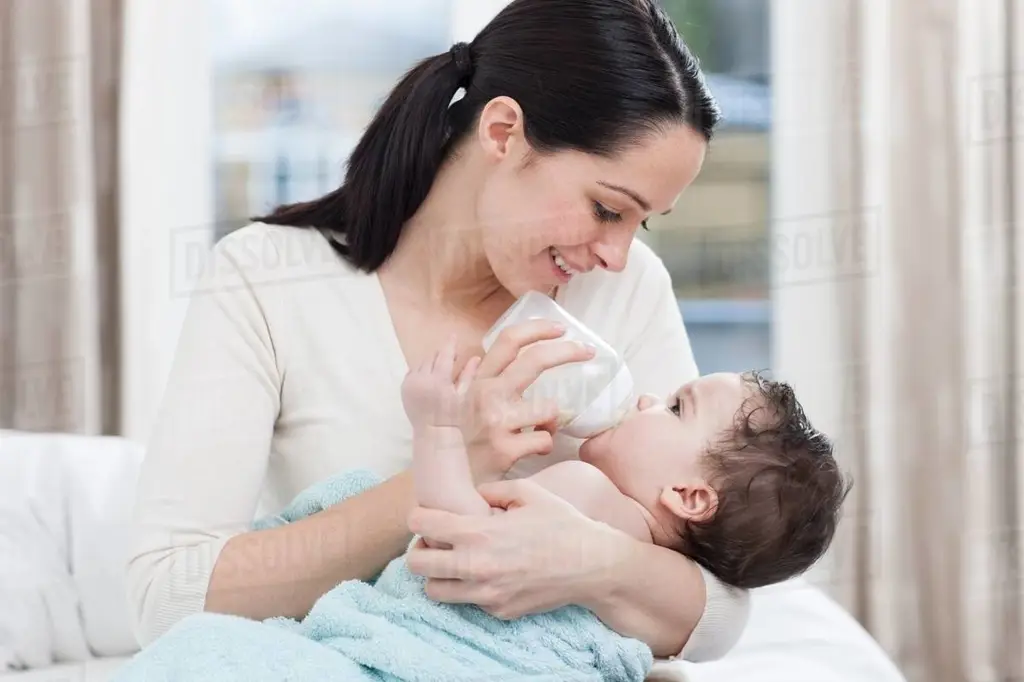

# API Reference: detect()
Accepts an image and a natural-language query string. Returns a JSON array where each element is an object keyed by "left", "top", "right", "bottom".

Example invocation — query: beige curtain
[
  {"left": 775, "top": 0, "right": 1024, "bottom": 681},
  {"left": 0, "top": 0, "right": 123, "bottom": 434}
]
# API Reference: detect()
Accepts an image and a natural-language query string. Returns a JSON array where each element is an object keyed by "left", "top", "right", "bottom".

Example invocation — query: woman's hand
[
  {"left": 405, "top": 477, "right": 630, "bottom": 620},
  {"left": 459, "top": 319, "right": 595, "bottom": 483}
]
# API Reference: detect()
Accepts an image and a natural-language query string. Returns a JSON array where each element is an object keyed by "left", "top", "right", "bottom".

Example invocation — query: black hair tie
[{"left": 450, "top": 42, "right": 474, "bottom": 79}]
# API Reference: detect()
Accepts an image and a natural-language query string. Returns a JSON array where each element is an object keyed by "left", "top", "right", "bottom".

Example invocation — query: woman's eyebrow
[
  {"left": 597, "top": 181, "right": 652, "bottom": 212},
  {"left": 597, "top": 181, "right": 673, "bottom": 215}
]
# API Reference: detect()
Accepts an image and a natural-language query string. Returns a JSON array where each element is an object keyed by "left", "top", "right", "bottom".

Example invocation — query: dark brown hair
[
  {"left": 253, "top": 0, "right": 720, "bottom": 272},
  {"left": 681, "top": 371, "right": 852, "bottom": 589}
]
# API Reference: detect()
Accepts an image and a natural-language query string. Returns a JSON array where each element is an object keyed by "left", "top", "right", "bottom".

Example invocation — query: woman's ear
[
  {"left": 659, "top": 480, "right": 717, "bottom": 524},
  {"left": 476, "top": 96, "right": 525, "bottom": 160}
]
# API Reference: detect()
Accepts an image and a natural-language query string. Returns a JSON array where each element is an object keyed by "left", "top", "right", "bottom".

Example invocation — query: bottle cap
[{"left": 561, "top": 363, "right": 635, "bottom": 439}]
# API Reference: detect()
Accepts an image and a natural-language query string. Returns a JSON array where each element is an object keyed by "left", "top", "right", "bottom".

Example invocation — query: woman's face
[{"left": 470, "top": 98, "right": 709, "bottom": 296}]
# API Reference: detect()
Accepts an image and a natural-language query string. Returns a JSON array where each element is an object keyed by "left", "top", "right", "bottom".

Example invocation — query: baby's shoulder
[
  {"left": 526, "top": 460, "right": 620, "bottom": 514},
  {"left": 529, "top": 459, "right": 614, "bottom": 491},
  {"left": 526, "top": 461, "right": 651, "bottom": 541}
]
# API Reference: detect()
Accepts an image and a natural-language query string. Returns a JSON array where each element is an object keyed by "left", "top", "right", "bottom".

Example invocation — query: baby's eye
[{"left": 669, "top": 398, "right": 681, "bottom": 416}]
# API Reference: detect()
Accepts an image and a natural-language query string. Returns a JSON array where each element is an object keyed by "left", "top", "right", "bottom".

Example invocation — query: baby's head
[{"left": 578, "top": 371, "right": 851, "bottom": 589}]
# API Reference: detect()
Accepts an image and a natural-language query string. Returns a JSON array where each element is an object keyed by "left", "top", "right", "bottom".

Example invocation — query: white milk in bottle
[{"left": 482, "top": 291, "right": 635, "bottom": 439}]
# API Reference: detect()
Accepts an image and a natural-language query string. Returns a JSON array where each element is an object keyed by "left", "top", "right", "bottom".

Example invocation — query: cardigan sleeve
[{"left": 125, "top": 229, "right": 283, "bottom": 646}]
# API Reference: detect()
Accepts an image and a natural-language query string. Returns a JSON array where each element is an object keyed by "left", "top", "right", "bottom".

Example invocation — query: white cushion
[
  {"left": 0, "top": 431, "right": 144, "bottom": 662},
  {"left": 0, "top": 656, "right": 129, "bottom": 681}
]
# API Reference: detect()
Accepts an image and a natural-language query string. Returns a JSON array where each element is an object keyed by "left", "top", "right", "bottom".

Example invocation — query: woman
[{"left": 125, "top": 0, "right": 750, "bottom": 665}]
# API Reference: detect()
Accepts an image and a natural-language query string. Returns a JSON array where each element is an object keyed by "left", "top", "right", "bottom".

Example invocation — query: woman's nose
[
  {"left": 637, "top": 394, "right": 660, "bottom": 411},
  {"left": 592, "top": 232, "right": 631, "bottom": 272}
]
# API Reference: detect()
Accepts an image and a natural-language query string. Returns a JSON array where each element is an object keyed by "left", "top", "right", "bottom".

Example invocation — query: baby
[{"left": 403, "top": 337, "right": 851, "bottom": 590}]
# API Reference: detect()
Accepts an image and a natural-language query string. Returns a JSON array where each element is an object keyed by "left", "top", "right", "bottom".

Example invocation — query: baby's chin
[{"left": 577, "top": 428, "right": 615, "bottom": 464}]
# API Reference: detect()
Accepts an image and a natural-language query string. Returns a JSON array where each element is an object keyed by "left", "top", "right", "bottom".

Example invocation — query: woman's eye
[
  {"left": 593, "top": 201, "right": 649, "bottom": 231},
  {"left": 593, "top": 202, "right": 622, "bottom": 223}
]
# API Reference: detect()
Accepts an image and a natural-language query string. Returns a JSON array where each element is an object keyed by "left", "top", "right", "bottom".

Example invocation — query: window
[
  {"left": 648, "top": 0, "right": 772, "bottom": 374},
  {"left": 210, "top": 0, "right": 455, "bottom": 240}
]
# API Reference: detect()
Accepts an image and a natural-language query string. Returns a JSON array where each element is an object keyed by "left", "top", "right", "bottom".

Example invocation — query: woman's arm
[
  {"left": 523, "top": 461, "right": 714, "bottom": 656},
  {"left": 125, "top": 230, "right": 414, "bottom": 644},
  {"left": 576, "top": 535, "right": 750, "bottom": 661},
  {"left": 577, "top": 538, "right": 708, "bottom": 657},
  {"left": 204, "top": 472, "right": 417, "bottom": 619}
]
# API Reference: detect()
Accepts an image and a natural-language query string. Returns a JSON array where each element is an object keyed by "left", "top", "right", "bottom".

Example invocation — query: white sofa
[{"left": 0, "top": 430, "right": 908, "bottom": 682}]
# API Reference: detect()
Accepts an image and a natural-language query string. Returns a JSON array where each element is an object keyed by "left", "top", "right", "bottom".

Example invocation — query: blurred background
[{"left": 1, "top": 1, "right": 1022, "bottom": 681}]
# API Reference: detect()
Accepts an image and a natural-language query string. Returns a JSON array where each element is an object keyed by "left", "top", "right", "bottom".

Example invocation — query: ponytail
[{"left": 254, "top": 43, "right": 476, "bottom": 272}]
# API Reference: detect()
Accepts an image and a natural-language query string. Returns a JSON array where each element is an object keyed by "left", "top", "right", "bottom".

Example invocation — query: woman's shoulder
[
  {"left": 200, "top": 222, "right": 361, "bottom": 287},
  {"left": 181, "top": 222, "right": 375, "bottom": 334}
]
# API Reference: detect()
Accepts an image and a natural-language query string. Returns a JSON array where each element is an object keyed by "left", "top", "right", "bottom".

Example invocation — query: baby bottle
[{"left": 482, "top": 290, "right": 635, "bottom": 439}]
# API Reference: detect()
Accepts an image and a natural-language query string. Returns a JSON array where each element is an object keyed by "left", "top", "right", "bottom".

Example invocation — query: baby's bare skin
[
  {"left": 402, "top": 338, "right": 748, "bottom": 554},
  {"left": 403, "top": 341, "right": 664, "bottom": 550}
]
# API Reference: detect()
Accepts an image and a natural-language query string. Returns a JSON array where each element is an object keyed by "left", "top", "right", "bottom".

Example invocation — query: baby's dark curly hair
[{"left": 679, "top": 371, "right": 852, "bottom": 589}]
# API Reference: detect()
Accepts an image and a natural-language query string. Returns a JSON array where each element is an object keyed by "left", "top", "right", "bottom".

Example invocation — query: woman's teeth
[{"left": 550, "top": 247, "right": 577, "bottom": 277}]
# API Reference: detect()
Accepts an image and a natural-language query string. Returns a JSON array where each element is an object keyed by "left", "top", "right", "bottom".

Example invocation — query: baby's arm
[
  {"left": 412, "top": 424, "right": 490, "bottom": 518},
  {"left": 527, "top": 460, "right": 653, "bottom": 544},
  {"left": 401, "top": 340, "right": 491, "bottom": 534}
]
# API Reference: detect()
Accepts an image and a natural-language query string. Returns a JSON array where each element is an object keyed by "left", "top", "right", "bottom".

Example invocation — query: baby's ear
[{"left": 659, "top": 480, "right": 717, "bottom": 524}]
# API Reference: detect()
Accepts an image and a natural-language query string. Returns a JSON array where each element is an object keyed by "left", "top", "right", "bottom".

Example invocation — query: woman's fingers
[
  {"left": 476, "top": 477, "right": 564, "bottom": 511},
  {"left": 500, "top": 399, "right": 561, "bottom": 432},
  {"left": 475, "top": 319, "right": 569, "bottom": 379},
  {"left": 421, "top": 578, "right": 482, "bottom": 606},
  {"left": 407, "top": 506, "right": 485, "bottom": 546},
  {"left": 405, "top": 550, "right": 474, "bottom": 581},
  {"left": 456, "top": 355, "right": 481, "bottom": 394},
  {"left": 469, "top": 392, "right": 559, "bottom": 436},
  {"left": 433, "top": 333, "right": 458, "bottom": 378},
  {"left": 500, "top": 429, "right": 555, "bottom": 466},
  {"left": 501, "top": 340, "right": 596, "bottom": 394}
]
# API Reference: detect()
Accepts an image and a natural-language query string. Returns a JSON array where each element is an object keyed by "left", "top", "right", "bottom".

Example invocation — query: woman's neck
[{"left": 380, "top": 156, "right": 507, "bottom": 312}]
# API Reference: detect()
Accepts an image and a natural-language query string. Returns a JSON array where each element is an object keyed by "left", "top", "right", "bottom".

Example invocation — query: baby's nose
[{"left": 636, "top": 394, "right": 660, "bottom": 411}]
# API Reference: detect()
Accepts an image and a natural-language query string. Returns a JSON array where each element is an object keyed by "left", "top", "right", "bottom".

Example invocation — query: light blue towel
[{"left": 112, "top": 470, "right": 653, "bottom": 682}]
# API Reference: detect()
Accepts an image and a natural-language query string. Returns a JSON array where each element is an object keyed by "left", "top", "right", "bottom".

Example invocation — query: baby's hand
[{"left": 401, "top": 335, "right": 481, "bottom": 429}]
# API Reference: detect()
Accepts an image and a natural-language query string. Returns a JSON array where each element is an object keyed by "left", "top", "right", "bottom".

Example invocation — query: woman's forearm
[
  {"left": 581, "top": 538, "right": 706, "bottom": 658},
  {"left": 204, "top": 471, "right": 416, "bottom": 621}
]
